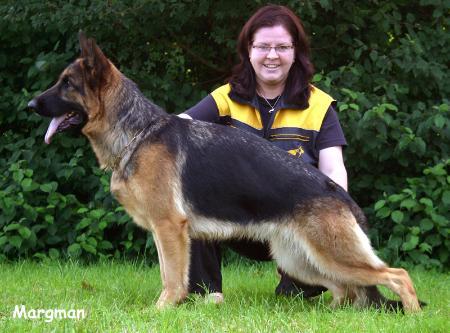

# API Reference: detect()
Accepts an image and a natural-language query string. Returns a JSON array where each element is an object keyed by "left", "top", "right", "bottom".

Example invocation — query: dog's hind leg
[
  {"left": 327, "top": 267, "right": 420, "bottom": 312},
  {"left": 291, "top": 198, "right": 421, "bottom": 312},
  {"left": 152, "top": 216, "right": 190, "bottom": 308},
  {"left": 270, "top": 239, "right": 351, "bottom": 308},
  {"left": 352, "top": 267, "right": 420, "bottom": 312}
]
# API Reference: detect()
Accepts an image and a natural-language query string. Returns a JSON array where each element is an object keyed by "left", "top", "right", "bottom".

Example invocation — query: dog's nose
[{"left": 28, "top": 99, "right": 37, "bottom": 110}]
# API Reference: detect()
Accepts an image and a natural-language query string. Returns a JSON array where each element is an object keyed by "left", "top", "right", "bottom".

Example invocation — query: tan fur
[
  {"left": 81, "top": 64, "right": 126, "bottom": 170},
  {"left": 109, "top": 145, "right": 190, "bottom": 307},
  {"left": 269, "top": 198, "right": 421, "bottom": 312},
  {"left": 31, "top": 35, "right": 421, "bottom": 312},
  {"left": 70, "top": 45, "right": 192, "bottom": 307}
]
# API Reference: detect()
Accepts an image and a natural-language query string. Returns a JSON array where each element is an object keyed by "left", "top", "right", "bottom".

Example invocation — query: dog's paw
[{"left": 155, "top": 288, "right": 188, "bottom": 309}]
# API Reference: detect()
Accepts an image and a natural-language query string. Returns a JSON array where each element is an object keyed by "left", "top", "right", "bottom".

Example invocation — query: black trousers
[
  {"left": 188, "top": 239, "right": 272, "bottom": 294},
  {"left": 188, "top": 238, "right": 327, "bottom": 295},
  {"left": 188, "top": 239, "right": 224, "bottom": 294}
]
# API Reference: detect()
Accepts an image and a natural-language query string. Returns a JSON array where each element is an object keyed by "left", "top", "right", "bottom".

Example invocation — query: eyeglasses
[{"left": 251, "top": 44, "right": 294, "bottom": 54}]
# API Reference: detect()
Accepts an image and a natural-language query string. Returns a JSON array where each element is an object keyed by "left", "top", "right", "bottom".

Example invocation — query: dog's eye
[{"left": 62, "top": 77, "right": 71, "bottom": 87}]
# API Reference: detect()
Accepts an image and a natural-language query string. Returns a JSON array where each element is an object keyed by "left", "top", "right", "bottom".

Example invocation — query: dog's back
[{"left": 159, "top": 117, "right": 353, "bottom": 223}]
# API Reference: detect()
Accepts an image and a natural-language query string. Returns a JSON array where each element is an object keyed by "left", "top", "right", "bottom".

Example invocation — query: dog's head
[{"left": 28, "top": 32, "right": 112, "bottom": 144}]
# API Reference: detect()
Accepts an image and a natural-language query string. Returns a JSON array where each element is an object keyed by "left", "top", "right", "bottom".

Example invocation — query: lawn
[{"left": 0, "top": 260, "right": 448, "bottom": 332}]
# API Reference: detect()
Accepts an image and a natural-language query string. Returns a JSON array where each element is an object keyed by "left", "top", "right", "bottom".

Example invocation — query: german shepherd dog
[{"left": 29, "top": 33, "right": 422, "bottom": 312}]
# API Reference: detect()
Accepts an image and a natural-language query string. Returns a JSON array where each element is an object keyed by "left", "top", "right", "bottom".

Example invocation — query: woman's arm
[
  {"left": 318, "top": 146, "right": 348, "bottom": 191},
  {"left": 178, "top": 94, "right": 220, "bottom": 122}
]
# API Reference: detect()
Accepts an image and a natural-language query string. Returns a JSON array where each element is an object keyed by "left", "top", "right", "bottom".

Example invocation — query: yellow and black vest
[{"left": 211, "top": 84, "right": 335, "bottom": 166}]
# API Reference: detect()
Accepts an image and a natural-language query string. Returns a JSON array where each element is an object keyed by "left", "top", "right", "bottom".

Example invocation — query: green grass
[{"left": 0, "top": 260, "right": 448, "bottom": 333}]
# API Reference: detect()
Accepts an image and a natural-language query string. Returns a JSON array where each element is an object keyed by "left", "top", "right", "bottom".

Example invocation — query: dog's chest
[
  {"left": 108, "top": 145, "right": 184, "bottom": 230},
  {"left": 110, "top": 176, "right": 153, "bottom": 230}
]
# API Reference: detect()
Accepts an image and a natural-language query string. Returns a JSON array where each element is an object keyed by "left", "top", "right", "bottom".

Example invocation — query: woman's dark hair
[{"left": 229, "top": 5, "right": 314, "bottom": 109}]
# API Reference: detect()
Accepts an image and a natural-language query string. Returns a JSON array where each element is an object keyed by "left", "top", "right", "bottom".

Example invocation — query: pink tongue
[{"left": 45, "top": 115, "right": 66, "bottom": 144}]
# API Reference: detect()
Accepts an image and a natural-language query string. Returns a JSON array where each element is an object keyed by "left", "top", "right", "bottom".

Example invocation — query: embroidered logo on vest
[{"left": 288, "top": 146, "right": 304, "bottom": 157}]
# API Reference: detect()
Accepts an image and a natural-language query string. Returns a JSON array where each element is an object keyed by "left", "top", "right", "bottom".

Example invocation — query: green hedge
[{"left": 1, "top": 0, "right": 448, "bottom": 269}]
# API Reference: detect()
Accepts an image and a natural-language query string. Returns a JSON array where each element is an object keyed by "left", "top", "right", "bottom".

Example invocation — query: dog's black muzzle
[
  {"left": 28, "top": 89, "right": 88, "bottom": 144},
  {"left": 28, "top": 86, "right": 68, "bottom": 118}
]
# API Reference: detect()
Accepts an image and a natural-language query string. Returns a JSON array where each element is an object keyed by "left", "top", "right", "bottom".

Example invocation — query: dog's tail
[{"left": 362, "top": 286, "right": 427, "bottom": 312}]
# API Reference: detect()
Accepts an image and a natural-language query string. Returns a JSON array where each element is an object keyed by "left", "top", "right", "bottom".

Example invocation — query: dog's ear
[
  {"left": 78, "top": 31, "right": 110, "bottom": 89},
  {"left": 78, "top": 31, "right": 108, "bottom": 69},
  {"left": 78, "top": 31, "right": 89, "bottom": 57}
]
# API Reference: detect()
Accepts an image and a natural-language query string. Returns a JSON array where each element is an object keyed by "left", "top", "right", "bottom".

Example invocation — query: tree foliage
[{"left": 0, "top": 0, "right": 448, "bottom": 268}]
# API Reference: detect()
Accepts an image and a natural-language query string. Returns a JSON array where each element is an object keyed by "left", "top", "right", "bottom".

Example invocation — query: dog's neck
[{"left": 84, "top": 70, "right": 169, "bottom": 172}]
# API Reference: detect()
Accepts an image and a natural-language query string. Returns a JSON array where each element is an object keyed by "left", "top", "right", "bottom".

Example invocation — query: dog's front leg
[
  {"left": 152, "top": 233, "right": 166, "bottom": 290},
  {"left": 152, "top": 217, "right": 190, "bottom": 308}
]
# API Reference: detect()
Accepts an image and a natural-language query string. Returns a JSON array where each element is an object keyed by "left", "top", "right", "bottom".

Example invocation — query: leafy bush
[
  {"left": 0, "top": 0, "right": 448, "bottom": 267},
  {"left": 373, "top": 160, "right": 449, "bottom": 269},
  {"left": 0, "top": 143, "right": 155, "bottom": 261}
]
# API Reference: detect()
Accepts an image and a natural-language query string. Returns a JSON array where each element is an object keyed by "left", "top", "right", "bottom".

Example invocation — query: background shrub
[{"left": 0, "top": 0, "right": 448, "bottom": 268}]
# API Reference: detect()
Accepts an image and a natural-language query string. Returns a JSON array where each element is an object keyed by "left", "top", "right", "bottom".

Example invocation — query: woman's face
[{"left": 249, "top": 25, "right": 295, "bottom": 92}]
